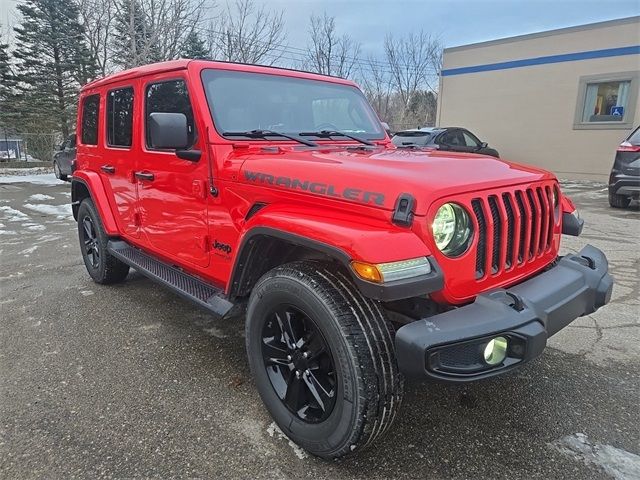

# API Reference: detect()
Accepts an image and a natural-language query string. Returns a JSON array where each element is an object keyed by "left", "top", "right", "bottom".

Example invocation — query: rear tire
[
  {"left": 246, "top": 261, "right": 404, "bottom": 459},
  {"left": 53, "top": 161, "right": 67, "bottom": 181},
  {"left": 77, "top": 199, "right": 129, "bottom": 284},
  {"left": 609, "top": 191, "right": 631, "bottom": 208}
]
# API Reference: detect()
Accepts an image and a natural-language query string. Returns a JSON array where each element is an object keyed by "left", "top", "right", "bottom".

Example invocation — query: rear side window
[
  {"left": 392, "top": 132, "right": 430, "bottom": 146},
  {"left": 107, "top": 87, "right": 134, "bottom": 147},
  {"left": 145, "top": 79, "right": 195, "bottom": 148},
  {"left": 440, "top": 130, "right": 465, "bottom": 146},
  {"left": 81, "top": 94, "right": 100, "bottom": 145}
]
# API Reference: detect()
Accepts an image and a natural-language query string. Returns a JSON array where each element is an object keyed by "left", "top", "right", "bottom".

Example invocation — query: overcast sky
[{"left": 1, "top": 0, "right": 639, "bottom": 55}]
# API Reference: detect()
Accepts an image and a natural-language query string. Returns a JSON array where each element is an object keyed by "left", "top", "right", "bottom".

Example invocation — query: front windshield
[{"left": 201, "top": 69, "right": 385, "bottom": 140}]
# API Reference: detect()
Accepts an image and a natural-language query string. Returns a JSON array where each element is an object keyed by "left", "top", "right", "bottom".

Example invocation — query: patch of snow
[
  {"left": 24, "top": 223, "right": 46, "bottom": 232},
  {"left": 0, "top": 230, "right": 17, "bottom": 235},
  {"left": 80, "top": 290, "right": 94, "bottom": 296},
  {"left": 0, "top": 173, "right": 62, "bottom": 185},
  {"left": 19, "top": 246, "right": 38, "bottom": 255},
  {"left": 29, "top": 194, "right": 55, "bottom": 201},
  {"left": 267, "top": 422, "right": 308, "bottom": 460},
  {"left": 24, "top": 203, "right": 72, "bottom": 220},
  {"left": 0, "top": 205, "right": 30, "bottom": 222},
  {"left": 550, "top": 433, "right": 640, "bottom": 480},
  {"left": 203, "top": 326, "right": 227, "bottom": 338}
]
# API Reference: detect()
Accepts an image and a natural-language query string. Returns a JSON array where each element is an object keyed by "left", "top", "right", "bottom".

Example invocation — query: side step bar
[{"left": 107, "top": 240, "right": 234, "bottom": 318}]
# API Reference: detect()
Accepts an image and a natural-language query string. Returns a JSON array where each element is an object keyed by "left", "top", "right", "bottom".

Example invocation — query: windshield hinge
[{"left": 392, "top": 193, "right": 415, "bottom": 227}]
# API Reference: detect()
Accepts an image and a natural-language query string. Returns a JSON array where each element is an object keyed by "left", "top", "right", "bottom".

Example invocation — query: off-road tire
[
  {"left": 77, "top": 199, "right": 129, "bottom": 284},
  {"left": 609, "top": 191, "right": 631, "bottom": 209},
  {"left": 246, "top": 261, "right": 404, "bottom": 459},
  {"left": 53, "top": 161, "right": 67, "bottom": 181}
]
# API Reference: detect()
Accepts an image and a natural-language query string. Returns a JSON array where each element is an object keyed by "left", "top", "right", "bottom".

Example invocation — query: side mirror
[
  {"left": 148, "top": 112, "right": 189, "bottom": 150},
  {"left": 479, "top": 142, "right": 488, "bottom": 149},
  {"left": 57, "top": 144, "right": 65, "bottom": 151}
]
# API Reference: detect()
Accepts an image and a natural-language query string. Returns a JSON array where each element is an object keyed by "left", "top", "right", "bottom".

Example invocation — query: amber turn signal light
[{"left": 351, "top": 261, "right": 383, "bottom": 283}]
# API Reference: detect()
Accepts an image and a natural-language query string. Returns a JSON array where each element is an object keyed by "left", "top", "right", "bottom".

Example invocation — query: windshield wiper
[
  {"left": 299, "top": 130, "right": 374, "bottom": 146},
  {"left": 222, "top": 129, "right": 318, "bottom": 147}
]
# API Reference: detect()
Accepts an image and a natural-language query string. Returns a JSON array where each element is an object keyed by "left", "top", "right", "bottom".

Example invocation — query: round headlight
[{"left": 432, "top": 203, "right": 473, "bottom": 256}]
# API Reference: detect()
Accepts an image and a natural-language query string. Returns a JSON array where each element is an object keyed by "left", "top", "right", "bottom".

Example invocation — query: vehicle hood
[{"left": 237, "top": 146, "right": 555, "bottom": 215}]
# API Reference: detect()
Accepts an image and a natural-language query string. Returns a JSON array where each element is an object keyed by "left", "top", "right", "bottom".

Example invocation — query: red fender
[
  {"left": 72, "top": 171, "right": 119, "bottom": 236},
  {"left": 238, "top": 203, "right": 432, "bottom": 264}
]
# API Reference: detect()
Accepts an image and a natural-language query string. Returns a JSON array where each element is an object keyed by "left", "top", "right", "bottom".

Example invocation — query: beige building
[{"left": 437, "top": 17, "right": 640, "bottom": 181}]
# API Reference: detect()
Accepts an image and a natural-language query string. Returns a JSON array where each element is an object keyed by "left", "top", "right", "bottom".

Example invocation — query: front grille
[{"left": 471, "top": 185, "right": 555, "bottom": 278}]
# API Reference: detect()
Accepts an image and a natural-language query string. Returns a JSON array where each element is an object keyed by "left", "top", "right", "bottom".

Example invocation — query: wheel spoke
[
  {"left": 263, "top": 338, "right": 291, "bottom": 367},
  {"left": 303, "top": 371, "right": 334, "bottom": 412},
  {"left": 83, "top": 218, "right": 93, "bottom": 239},
  {"left": 284, "top": 375, "right": 305, "bottom": 412},
  {"left": 275, "top": 308, "right": 298, "bottom": 348},
  {"left": 304, "top": 330, "right": 326, "bottom": 360}
]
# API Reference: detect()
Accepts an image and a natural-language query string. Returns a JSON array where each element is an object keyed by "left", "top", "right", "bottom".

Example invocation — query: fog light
[{"left": 483, "top": 336, "right": 508, "bottom": 365}]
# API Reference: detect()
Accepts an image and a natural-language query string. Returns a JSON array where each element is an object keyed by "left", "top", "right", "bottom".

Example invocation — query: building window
[
  {"left": 574, "top": 72, "right": 638, "bottom": 130},
  {"left": 582, "top": 80, "right": 630, "bottom": 122}
]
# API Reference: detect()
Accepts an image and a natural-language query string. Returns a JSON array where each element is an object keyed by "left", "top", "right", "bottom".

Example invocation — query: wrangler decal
[{"left": 243, "top": 170, "right": 385, "bottom": 206}]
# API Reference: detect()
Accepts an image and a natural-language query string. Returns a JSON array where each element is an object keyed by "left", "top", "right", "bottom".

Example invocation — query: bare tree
[
  {"left": 111, "top": 0, "right": 208, "bottom": 69},
  {"left": 303, "top": 13, "right": 361, "bottom": 78},
  {"left": 78, "top": 0, "right": 117, "bottom": 76},
  {"left": 359, "top": 54, "right": 394, "bottom": 122},
  {"left": 210, "top": 0, "right": 286, "bottom": 66},
  {"left": 384, "top": 31, "right": 441, "bottom": 122}
]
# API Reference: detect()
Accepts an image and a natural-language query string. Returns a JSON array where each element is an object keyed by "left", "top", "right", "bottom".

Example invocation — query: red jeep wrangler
[{"left": 72, "top": 60, "right": 613, "bottom": 459}]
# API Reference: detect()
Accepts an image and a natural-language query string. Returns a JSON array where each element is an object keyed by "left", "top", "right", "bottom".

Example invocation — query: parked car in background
[
  {"left": 609, "top": 126, "right": 640, "bottom": 208},
  {"left": 53, "top": 133, "right": 76, "bottom": 181},
  {"left": 392, "top": 127, "right": 500, "bottom": 158}
]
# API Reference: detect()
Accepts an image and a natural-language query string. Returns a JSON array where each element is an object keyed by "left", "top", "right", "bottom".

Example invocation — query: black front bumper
[{"left": 395, "top": 245, "right": 613, "bottom": 382}]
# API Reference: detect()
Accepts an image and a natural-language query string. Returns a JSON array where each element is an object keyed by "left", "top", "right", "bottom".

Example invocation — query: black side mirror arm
[{"left": 176, "top": 149, "right": 201, "bottom": 162}]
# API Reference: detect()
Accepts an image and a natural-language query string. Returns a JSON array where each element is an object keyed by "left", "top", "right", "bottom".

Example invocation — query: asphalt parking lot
[{"left": 1, "top": 172, "right": 639, "bottom": 479}]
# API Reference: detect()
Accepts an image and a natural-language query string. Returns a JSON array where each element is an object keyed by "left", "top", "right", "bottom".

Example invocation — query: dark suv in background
[
  {"left": 392, "top": 127, "right": 500, "bottom": 158},
  {"left": 53, "top": 133, "right": 76, "bottom": 181},
  {"left": 609, "top": 126, "right": 640, "bottom": 208}
]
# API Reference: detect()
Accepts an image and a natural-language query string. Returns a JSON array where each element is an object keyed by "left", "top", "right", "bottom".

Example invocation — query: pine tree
[
  {"left": 13, "top": 0, "right": 97, "bottom": 138},
  {"left": 181, "top": 31, "right": 209, "bottom": 60},
  {"left": 0, "top": 28, "right": 18, "bottom": 129}
]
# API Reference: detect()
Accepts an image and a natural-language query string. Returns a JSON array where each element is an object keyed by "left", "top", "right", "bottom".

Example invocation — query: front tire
[
  {"left": 77, "top": 199, "right": 129, "bottom": 284},
  {"left": 609, "top": 191, "right": 631, "bottom": 208},
  {"left": 246, "top": 261, "right": 404, "bottom": 459}
]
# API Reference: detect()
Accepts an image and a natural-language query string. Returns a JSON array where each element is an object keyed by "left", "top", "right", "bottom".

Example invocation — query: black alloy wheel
[
  {"left": 76, "top": 198, "right": 129, "bottom": 284},
  {"left": 246, "top": 261, "right": 404, "bottom": 459},
  {"left": 261, "top": 305, "right": 336, "bottom": 423},
  {"left": 81, "top": 215, "right": 100, "bottom": 269}
]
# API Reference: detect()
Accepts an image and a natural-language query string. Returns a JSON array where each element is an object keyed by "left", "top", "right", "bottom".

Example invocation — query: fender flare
[
  {"left": 71, "top": 172, "right": 119, "bottom": 236},
  {"left": 228, "top": 206, "right": 443, "bottom": 301}
]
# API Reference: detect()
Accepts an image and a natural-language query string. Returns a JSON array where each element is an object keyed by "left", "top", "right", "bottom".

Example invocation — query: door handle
[
  {"left": 100, "top": 164, "right": 115, "bottom": 174},
  {"left": 134, "top": 171, "right": 154, "bottom": 181}
]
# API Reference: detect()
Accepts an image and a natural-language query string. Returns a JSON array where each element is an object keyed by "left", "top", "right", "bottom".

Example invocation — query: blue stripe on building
[{"left": 441, "top": 45, "right": 640, "bottom": 76}]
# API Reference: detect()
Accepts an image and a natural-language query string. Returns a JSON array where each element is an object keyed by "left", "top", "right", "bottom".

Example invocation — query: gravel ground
[{"left": 1, "top": 175, "right": 638, "bottom": 479}]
